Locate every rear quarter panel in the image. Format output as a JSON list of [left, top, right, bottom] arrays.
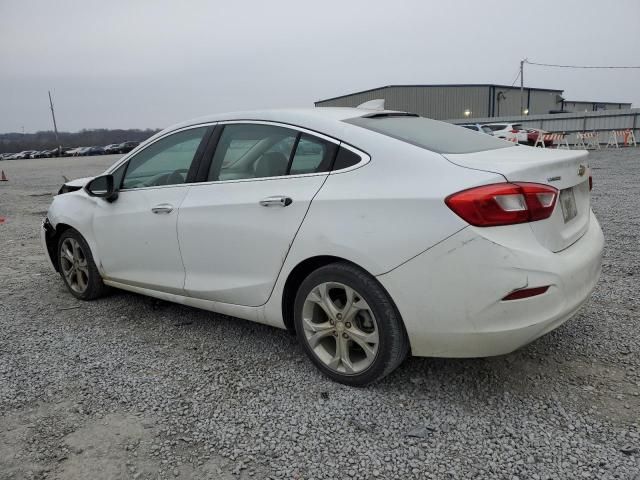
[[264, 133, 505, 324]]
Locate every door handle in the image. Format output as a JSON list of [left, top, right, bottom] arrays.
[[151, 204, 174, 214], [259, 196, 293, 207]]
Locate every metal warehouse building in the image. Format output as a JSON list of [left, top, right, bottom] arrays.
[[315, 84, 579, 120]]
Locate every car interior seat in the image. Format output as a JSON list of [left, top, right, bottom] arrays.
[[253, 152, 288, 178]]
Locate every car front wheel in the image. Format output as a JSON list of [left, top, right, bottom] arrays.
[[57, 229, 109, 300], [294, 262, 409, 386]]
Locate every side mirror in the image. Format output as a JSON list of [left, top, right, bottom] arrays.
[[85, 174, 118, 202]]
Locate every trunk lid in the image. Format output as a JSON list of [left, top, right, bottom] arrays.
[[443, 146, 591, 252]]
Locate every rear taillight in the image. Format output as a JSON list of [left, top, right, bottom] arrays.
[[445, 182, 558, 227]]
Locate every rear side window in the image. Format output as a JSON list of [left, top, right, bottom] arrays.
[[333, 147, 361, 170], [346, 116, 511, 154], [208, 124, 338, 181], [210, 124, 297, 181], [481, 126, 493, 134]]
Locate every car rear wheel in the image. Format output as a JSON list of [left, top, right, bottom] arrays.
[[294, 262, 409, 386], [57, 229, 109, 300]]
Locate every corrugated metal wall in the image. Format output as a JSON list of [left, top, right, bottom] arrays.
[[563, 101, 632, 112], [316, 86, 490, 119], [449, 109, 640, 145], [528, 90, 561, 114], [315, 85, 566, 119]]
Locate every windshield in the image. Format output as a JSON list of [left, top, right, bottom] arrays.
[[345, 115, 512, 154]]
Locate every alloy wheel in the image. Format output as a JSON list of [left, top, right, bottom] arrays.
[[59, 237, 89, 294], [301, 282, 379, 375]]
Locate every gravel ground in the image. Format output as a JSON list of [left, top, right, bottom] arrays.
[[0, 149, 639, 480]]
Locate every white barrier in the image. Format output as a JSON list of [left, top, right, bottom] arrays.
[[534, 132, 570, 149], [606, 129, 638, 148], [575, 132, 600, 150]]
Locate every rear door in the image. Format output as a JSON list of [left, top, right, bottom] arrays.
[[178, 122, 338, 306]]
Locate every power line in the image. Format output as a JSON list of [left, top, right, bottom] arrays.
[[525, 60, 640, 69], [510, 69, 521, 87]]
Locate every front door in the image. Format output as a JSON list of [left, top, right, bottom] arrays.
[[178, 123, 337, 306], [92, 126, 210, 293]]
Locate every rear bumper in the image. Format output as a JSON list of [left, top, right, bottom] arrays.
[[377, 211, 604, 357]]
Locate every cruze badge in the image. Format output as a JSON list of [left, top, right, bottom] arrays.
[[578, 165, 587, 176]]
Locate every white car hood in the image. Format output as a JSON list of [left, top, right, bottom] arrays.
[[64, 176, 94, 187]]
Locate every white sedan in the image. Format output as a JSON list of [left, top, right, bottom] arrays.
[[41, 106, 604, 386]]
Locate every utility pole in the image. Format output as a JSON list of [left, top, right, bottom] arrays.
[[48, 90, 60, 151], [520, 59, 525, 116]]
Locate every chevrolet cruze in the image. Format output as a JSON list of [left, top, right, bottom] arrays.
[[42, 106, 604, 385]]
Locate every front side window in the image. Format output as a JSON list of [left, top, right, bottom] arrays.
[[111, 162, 127, 189], [346, 116, 512, 154], [121, 127, 207, 189]]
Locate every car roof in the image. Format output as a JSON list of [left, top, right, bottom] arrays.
[[165, 107, 396, 133]]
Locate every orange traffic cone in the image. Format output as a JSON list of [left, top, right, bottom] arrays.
[[0, 170, 7, 181]]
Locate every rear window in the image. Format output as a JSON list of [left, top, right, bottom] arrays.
[[345, 116, 512, 154]]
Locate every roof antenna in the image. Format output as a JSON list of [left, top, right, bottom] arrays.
[[356, 99, 385, 111]]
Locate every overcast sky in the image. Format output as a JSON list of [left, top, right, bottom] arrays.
[[1, 0, 638, 133]]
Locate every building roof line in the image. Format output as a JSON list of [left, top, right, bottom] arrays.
[[563, 99, 632, 105], [315, 84, 564, 104]]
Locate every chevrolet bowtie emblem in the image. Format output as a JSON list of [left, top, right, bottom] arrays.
[[578, 165, 586, 177]]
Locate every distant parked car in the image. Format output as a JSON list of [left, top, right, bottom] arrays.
[[48, 147, 64, 158], [60, 147, 79, 157], [0, 153, 14, 160], [117, 141, 140, 154], [526, 128, 554, 147], [66, 147, 87, 157], [104, 144, 121, 154], [459, 123, 494, 135], [33, 150, 53, 158], [485, 123, 528, 144], [14, 150, 37, 159], [80, 146, 106, 156]]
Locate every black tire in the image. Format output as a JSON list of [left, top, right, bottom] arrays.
[[57, 228, 109, 300], [293, 262, 409, 386]]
